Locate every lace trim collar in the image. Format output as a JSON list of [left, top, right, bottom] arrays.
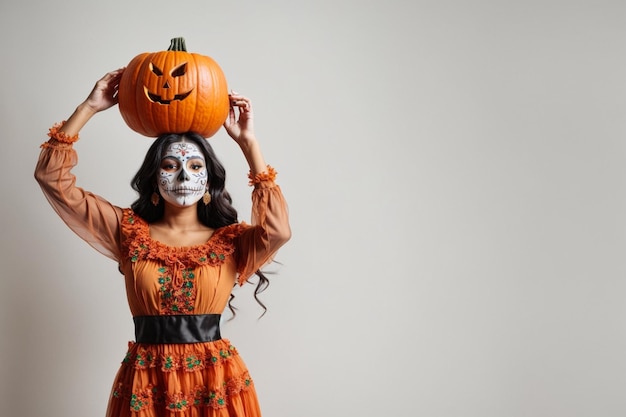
[[121, 208, 243, 268]]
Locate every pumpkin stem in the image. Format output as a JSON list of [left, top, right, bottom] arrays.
[[167, 37, 187, 52]]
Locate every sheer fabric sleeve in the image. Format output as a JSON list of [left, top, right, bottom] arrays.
[[236, 167, 291, 285], [34, 125, 123, 262]]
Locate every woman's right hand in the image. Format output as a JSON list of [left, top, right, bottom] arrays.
[[84, 68, 125, 113]]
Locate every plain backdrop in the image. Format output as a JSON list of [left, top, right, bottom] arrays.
[[1, 0, 626, 416]]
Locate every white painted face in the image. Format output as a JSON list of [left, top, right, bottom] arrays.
[[157, 141, 208, 207]]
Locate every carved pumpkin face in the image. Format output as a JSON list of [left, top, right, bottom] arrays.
[[145, 61, 193, 105], [118, 38, 229, 138]]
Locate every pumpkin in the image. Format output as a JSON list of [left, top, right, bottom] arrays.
[[118, 37, 229, 138]]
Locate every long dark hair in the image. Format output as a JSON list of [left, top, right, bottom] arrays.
[[130, 132, 269, 318]]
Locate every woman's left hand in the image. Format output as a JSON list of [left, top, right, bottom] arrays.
[[223, 92, 256, 145]]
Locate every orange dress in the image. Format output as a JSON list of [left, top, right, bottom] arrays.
[[35, 125, 291, 417]]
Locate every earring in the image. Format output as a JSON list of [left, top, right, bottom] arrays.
[[151, 192, 160, 206], [203, 190, 211, 205]]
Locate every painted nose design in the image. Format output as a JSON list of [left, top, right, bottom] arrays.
[[177, 169, 190, 182]]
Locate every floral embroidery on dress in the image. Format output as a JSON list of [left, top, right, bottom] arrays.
[[121, 209, 247, 314], [161, 354, 179, 372], [193, 385, 228, 409], [185, 354, 204, 372], [112, 375, 254, 413], [136, 350, 155, 369], [121, 343, 240, 371], [157, 267, 197, 314], [166, 392, 192, 412], [188, 372, 254, 409], [130, 386, 156, 412], [111, 342, 253, 412], [112, 382, 124, 399]]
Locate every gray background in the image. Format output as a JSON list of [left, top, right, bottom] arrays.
[[1, 0, 626, 416]]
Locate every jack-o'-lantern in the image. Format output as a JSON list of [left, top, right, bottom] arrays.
[[118, 37, 229, 138]]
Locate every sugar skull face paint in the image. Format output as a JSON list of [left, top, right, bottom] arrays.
[[157, 141, 207, 207]]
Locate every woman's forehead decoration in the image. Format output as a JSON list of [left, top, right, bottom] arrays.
[[165, 142, 204, 160]]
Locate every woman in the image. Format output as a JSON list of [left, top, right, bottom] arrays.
[[35, 68, 291, 416]]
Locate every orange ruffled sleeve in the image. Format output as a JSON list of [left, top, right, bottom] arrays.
[[235, 167, 291, 285], [34, 123, 124, 261]]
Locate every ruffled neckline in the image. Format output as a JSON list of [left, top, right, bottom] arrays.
[[122, 208, 244, 268]]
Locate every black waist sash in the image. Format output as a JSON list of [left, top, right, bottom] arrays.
[[134, 314, 221, 344]]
